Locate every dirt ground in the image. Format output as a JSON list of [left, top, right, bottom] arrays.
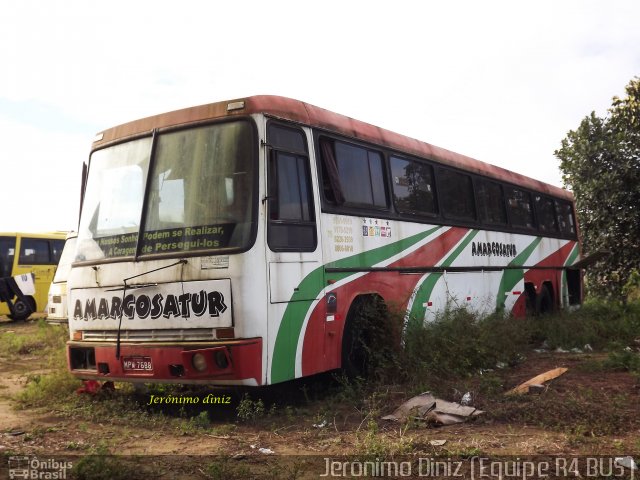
[[0, 318, 639, 479]]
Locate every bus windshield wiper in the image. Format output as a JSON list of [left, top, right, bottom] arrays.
[[106, 283, 157, 292], [115, 259, 187, 359]]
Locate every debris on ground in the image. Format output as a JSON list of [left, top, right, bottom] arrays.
[[250, 445, 275, 455], [76, 380, 114, 395], [76, 380, 101, 395], [526, 384, 546, 395], [460, 392, 472, 406], [506, 367, 568, 395], [429, 439, 447, 446], [313, 420, 330, 428], [382, 392, 483, 426]]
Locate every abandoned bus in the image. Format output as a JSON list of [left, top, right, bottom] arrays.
[[67, 96, 582, 386], [0, 232, 66, 320], [46, 232, 78, 324]]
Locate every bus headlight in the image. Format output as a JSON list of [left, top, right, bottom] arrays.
[[192, 353, 208, 372]]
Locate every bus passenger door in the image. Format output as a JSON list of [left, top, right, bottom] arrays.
[[265, 122, 324, 376]]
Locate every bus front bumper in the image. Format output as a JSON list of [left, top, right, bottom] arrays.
[[67, 338, 263, 386]]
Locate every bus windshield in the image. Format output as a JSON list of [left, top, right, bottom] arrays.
[[53, 236, 77, 283], [76, 120, 256, 262]]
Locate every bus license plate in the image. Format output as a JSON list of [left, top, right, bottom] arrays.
[[123, 357, 153, 371]]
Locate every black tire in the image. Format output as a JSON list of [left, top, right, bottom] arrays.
[[535, 285, 554, 315], [8, 296, 36, 321], [341, 299, 368, 378]]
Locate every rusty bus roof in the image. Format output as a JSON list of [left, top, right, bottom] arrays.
[[93, 95, 573, 201]]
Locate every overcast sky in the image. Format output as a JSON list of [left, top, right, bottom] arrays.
[[1, 0, 638, 233]]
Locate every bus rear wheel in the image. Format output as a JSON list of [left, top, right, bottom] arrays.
[[535, 285, 554, 315], [9, 296, 36, 321]]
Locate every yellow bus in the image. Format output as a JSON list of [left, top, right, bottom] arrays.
[[0, 232, 67, 320]]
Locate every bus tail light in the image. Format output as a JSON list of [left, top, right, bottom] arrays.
[[72, 331, 83, 341]]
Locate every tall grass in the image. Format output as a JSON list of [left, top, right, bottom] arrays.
[[533, 299, 640, 350], [374, 299, 640, 386], [401, 308, 530, 381]]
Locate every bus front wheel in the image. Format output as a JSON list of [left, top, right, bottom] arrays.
[[341, 295, 391, 379], [9, 296, 36, 321]]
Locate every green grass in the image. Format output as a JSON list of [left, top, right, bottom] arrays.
[[377, 299, 640, 390], [532, 299, 640, 350], [0, 318, 68, 356], [3, 298, 640, 459]]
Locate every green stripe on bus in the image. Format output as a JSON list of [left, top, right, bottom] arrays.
[[566, 242, 580, 266], [496, 237, 542, 310], [408, 229, 479, 322], [561, 243, 580, 306], [270, 226, 441, 383]]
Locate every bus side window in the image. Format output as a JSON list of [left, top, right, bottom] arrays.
[[476, 179, 507, 225], [555, 200, 576, 236], [506, 187, 535, 229], [267, 124, 317, 252], [318, 138, 345, 205], [390, 156, 437, 216], [437, 168, 476, 221], [334, 141, 387, 208], [535, 195, 558, 233], [19, 238, 51, 265]]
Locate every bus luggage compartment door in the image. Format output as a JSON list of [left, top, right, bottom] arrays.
[[268, 259, 322, 303]]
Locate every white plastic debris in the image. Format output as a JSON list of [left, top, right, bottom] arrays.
[[313, 420, 329, 428], [460, 392, 472, 406], [429, 440, 447, 446], [250, 445, 275, 455], [584, 344, 593, 351]]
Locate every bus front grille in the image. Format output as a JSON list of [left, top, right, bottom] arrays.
[[81, 329, 217, 342]]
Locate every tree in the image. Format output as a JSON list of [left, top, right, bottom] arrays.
[[555, 77, 640, 298]]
